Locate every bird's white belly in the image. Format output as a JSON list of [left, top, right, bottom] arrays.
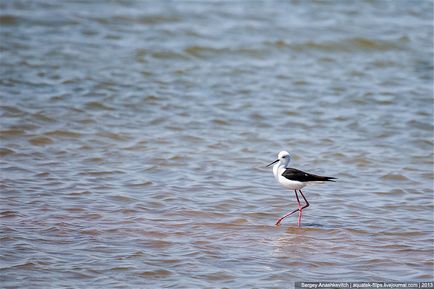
[[277, 175, 306, 190]]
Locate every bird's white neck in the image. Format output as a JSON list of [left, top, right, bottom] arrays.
[[272, 159, 289, 179]]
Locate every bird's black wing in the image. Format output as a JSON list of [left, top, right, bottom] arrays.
[[282, 167, 337, 182]]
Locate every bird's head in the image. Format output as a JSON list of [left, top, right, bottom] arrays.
[[277, 151, 290, 160], [267, 151, 291, 167]]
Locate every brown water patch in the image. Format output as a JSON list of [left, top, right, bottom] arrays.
[[97, 131, 130, 141], [380, 173, 410, 181], [10, 262, 37, 269], [200, 271, 235, 281], [139, 269, 172, 278], [230, 218, 248, 225], [352, 38, 399, 50], [176, 210, 226, 219], [80, 229, 100, 235], [140, 230, 170, 239], [0, 15, 17, 25], [0, 148, 15, 156], [80, 170, 124, 176], [273, 39, 287, 48], [108, 195, 137, 203], [151, 50, 187, 60], [35, 172, 50, 177], [153, 259, 180, 265], [381, 230, 428, 237], [45, 130, 81, 138], [292, 38, 402, 53], [120, 208, 137, 215], [0, 211, 19, 218], [213, 118, 230, 126], [69, 191, 92, 196], [126, 181, 153, 188], [0, 129, 25, 137], [65, 207, 85, 213], [375, 189, 405, 196], [83, 157, 104, 163], [143, 95, 160, 103], [184, 45, 263, 58], [28, 136, 54, 146], [33, 112, 55, 122], [86, 213, 103, 220]]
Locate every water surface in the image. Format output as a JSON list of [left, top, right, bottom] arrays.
[[1, 1, 433, 288]]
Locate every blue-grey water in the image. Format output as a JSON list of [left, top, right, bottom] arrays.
[[1, 1, 433, 288]]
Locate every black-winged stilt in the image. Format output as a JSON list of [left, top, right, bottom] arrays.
[[267, 151, 336, 227]]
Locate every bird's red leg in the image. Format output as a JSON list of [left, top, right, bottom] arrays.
[[297, 190, 310, 228], [275, 190, 302, 226], [275, 208, 299, 226], [295, 190, 303, 227], [298, 190, 310, 210]]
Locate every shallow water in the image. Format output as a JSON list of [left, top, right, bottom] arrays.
[[1, 1, 433, 288]]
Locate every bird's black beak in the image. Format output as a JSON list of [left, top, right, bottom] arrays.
[[266, 159, 279, 167]]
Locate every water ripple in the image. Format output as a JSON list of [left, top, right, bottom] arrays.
[[1, 1, 432, 288]]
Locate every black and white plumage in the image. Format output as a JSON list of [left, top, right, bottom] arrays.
[[281, 167, 336, 183], [266, 150, 336, 227], [267, 151, 336, 190]]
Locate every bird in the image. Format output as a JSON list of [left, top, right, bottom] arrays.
[[267, 151, 336, 227]]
